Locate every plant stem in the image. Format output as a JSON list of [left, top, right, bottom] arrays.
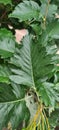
[[44, 0, 51, 26]]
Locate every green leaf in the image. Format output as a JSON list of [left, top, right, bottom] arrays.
[[9, 34, 59, 106], [9, 0, 40, 21], [0, 0, 12, 5], [46, 21, 59, 39], [40, 4, 57, 19], [40, 0, 48, 4], [0, 65, 10, 83], [37, 82, 59, 106], [10, 35, 58, 84], [40, 21, 59, 45], [0, 83, 30, 129], [49, 108, 59, 130], [30, 24, 42, 35], [48, 22, 59, 39], [0, 28, 15, 58]]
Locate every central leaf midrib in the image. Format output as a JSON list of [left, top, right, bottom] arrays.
[[0, 95, 32, 104], [0, 98, 24, 104], [29, 43, 35, 89]]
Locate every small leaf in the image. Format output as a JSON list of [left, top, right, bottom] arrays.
[[0, 65, 10, 83], [0, 28, 15, 58], [30, 24, 42, 35], [38, 82, 59, 106], [49, 108, 59, 129]]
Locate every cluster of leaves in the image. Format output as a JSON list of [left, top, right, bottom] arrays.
[[0, 0, 59, 130]]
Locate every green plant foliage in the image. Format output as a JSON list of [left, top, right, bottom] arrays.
[[0, 0, 59, 130], [0, 29, 15, 58], [40, 21, 59, 45], [9, 0, 40, 21], [9, 34, 59, 86], [0, 83, 30, 129], [40, 4, 57, 19], [0, 65, 10, 83], [0, 0, 12, 5], [38, 82, 59, 106], [49, 108, 59, 130]]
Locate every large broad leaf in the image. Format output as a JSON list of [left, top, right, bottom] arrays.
[[9, 34, 59, 106], [9, 0, 40, 21], [0, 0, 12, 5], [0, 83, 30, 129], [0, 28, 15, 58], [9, 34, 59, 85]]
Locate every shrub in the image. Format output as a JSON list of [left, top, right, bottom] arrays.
[[0, 0, 59, 130]]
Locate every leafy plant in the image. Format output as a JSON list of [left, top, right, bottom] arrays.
[[0, 0, 59, 130]]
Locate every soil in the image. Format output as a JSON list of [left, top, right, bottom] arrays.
[[55, 127, 59, 130]]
